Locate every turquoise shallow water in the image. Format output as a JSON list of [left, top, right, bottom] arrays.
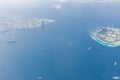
[[0, 2, 120, 80]]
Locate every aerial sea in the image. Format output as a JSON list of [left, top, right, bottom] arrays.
[[0, 2, 120, 80]]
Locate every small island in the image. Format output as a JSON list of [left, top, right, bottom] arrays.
[[90, 27, 120, 47]]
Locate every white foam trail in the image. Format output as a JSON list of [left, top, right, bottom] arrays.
[[112, 76, 120, 80]]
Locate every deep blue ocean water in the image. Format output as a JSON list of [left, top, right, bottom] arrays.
[[0, 2, 120, 80]]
